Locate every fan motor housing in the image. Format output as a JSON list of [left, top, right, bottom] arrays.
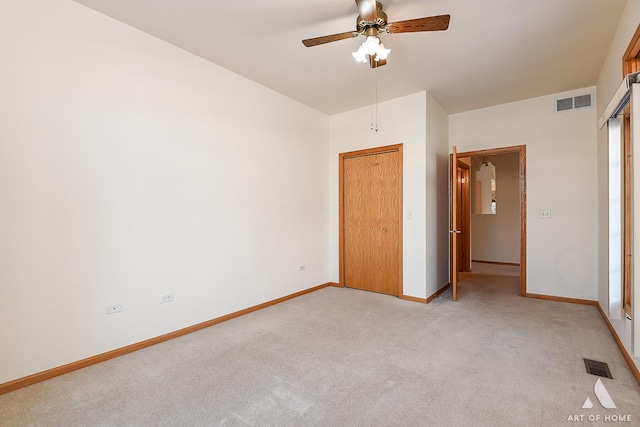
[[356, 6, 387, 31]]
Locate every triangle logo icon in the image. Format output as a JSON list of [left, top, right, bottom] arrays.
[[582, 397, 593, 409]]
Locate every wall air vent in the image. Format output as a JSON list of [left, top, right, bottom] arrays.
[[555, 94, 593, 112], [574, 94, 592, 109]]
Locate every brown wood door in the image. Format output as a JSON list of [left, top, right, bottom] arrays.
[[450, 146, 459, 301], [456, 163, 470, 272], [342, 149, 401, 296]]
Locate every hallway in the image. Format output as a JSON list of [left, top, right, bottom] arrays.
[[456, 262, 520, 300]]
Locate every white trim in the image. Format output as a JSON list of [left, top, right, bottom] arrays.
[[598, 72, 639, 129], [609, 117, 623, 319]]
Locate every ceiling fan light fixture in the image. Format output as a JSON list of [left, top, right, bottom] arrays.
[[353, 35, 390, 63], [376, 42, 390, 60], [302, 1, 450, 70], [352, 45, 368, 62], [362, 35, 380, 55]]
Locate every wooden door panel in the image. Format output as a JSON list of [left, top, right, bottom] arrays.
[[456, 167, 464, 271], [456, 164, 470, 272], [376, 152, 400, 295], [450, 146, 458, 301], [343, 150, 400, 296], [344, 156, 368, 290]]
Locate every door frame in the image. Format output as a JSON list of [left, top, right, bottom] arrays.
[[339, 144, 403, 297], [621, 24, 640, 316], [455, 144, 527, 296]]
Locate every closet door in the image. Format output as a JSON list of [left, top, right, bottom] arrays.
[[341, 146, 402, 296]]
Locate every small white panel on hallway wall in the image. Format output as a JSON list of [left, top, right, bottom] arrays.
[[540, 210, 551, 219]]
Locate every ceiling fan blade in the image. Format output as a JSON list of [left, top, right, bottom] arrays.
[[355, 0, 378, 22], [369, 56, 387, 68], [387, 14, 450, 34], [302, 31, 359, 47]]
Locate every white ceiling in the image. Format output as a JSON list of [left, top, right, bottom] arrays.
[[72, 0, 627, 115]]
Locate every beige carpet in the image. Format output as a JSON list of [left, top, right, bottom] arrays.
[[470, 261, 520, 276], [2, 272, 639, 426]]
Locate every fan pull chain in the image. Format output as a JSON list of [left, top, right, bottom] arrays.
[[370, 66, 379, 132], [374, 66, 379, 132], [370, 66, 375, 131]]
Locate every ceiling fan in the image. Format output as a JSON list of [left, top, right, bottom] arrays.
[[302, 0, 450, 68]]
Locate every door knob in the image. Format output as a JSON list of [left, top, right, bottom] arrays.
[[382, 228, 387, 233]]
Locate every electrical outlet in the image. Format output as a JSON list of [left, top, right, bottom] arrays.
[[159, 293, 174, 304], [540, 210, 551, 219], [299, 265, 306, 272], [106, 303, 123, 314]]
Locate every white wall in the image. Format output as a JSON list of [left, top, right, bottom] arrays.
[[450, 88, 598, 300], [330, 92, 430, 299], [425, 93, 451, 296], [0, 0, 330, 384], [596, 0, 640, 372], [470, 152, 520, 264]]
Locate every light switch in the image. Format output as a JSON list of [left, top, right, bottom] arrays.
[[407, 210, 413, 220], [540, 210, 551, 219]]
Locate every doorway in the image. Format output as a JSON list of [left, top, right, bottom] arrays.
[[339, 144, 403, 297], [456, 159, 471, 273], [452, 145, 526, 297]]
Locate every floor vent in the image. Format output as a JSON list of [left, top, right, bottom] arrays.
[[556, 94, 592, 112], [584, 358, 613, 379]]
